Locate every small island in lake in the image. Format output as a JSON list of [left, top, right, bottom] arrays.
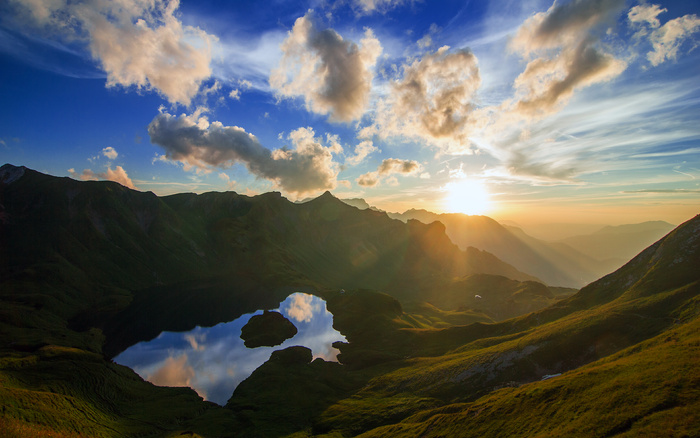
[[240, 310, 298, 348]]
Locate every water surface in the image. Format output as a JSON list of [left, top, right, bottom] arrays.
[[114, 293, 345, 405]]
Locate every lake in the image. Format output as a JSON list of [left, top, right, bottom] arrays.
[[114, 292, 346, 405]]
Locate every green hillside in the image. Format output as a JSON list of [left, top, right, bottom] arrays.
[[1, 164, 698, 437]]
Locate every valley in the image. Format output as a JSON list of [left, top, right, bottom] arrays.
[[1, 164, 698, 437]]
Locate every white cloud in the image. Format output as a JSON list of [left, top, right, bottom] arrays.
[[148, 354, 195, 388], [102, 166, 137, 189], [628, 4, 700, 66], [356, 158, 422, 187], [628, 4, 667, 29], [148, 111, 341, 196], [345, 140, 378, 166], [9, 0, 215, 105], [270, 12, 382, 122], [102, 146, 118, 160], [352, 0, 408, 15], [285, 294, 319, 323], [647, 15, 700, 66], [69, 165, 137, 189], [364, 45, 481, 152], [508, 0, 627, 119]]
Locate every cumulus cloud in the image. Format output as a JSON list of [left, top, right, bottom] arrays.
[[285, 293, 319, 323], [345, 140, 378, 166], [628, 5, 700, 66], [377, 158, 421, 175], [68, 168, 98, 182], [270, 12, 382, 122], [102, 146, 118, 160], [508, 0, 627, 118], [102, 166, 137, 189], [356, 172, 380, 187], [148, 110, 340, 195], [69, 165, 137, 189], [9, 0, 214, 105], [148, 354, 195, 387], [365, 46, 481, 152], [356, 158, 421, 187]]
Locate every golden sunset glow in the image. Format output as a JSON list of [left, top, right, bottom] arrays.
[[444, 179, 491, 215]]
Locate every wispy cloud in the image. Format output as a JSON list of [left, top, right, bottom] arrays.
[[628, 4, 700, 66], [623, 189, 700, 194]]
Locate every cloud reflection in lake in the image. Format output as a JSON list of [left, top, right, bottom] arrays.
[[114, 293, 346, 405]]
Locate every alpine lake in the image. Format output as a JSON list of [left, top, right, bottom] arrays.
[[114, 293, 346, 405]]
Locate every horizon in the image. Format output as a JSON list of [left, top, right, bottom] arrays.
[[2, 162, 687, 242], [1, 0, 699, 227]]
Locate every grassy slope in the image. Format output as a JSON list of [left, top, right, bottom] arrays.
[[0, 166, 549, 437], [1, 165, 698, 437], [226, 215, 700, 437], [357, 309, 700, 437]]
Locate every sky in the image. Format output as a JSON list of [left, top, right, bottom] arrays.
[[1, 0, 699, 229]]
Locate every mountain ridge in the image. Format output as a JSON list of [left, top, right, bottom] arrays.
[[1, 163, 698, 437]]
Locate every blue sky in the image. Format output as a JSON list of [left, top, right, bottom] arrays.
[[1, 0, 699, 227]]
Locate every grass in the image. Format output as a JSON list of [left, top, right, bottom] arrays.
[[1, 170, 699, 437], [355, 311, 700, 437]]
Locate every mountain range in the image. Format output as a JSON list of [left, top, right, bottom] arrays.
[[380, 208, 673, 288], [1, 163, 698, 437]]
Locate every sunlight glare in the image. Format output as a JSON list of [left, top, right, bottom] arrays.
[[444, 179, 491, 215]]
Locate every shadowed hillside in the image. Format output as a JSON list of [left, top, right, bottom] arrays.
[[227, 214, 700, 436], [1, 163, 698, 437], [0, 164, 537, 357]]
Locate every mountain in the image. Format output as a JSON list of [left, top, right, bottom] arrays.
[[2, 163, 698, 437], [390, 209, 610, 287], [560, 220, 675, 264], [229, 214, 700, 436], [338, 197, 372, 210], [0, 164, 537, 357]]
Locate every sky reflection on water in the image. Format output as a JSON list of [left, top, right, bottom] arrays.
[[114, 293, 346, 405]]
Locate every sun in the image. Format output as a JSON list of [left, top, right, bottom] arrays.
[[444, 179, 491, 215]]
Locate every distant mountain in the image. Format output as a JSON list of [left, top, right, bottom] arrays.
[[559, 220, 675, 263], [390, 209, 609, 287], [338, 197, 372, 210]]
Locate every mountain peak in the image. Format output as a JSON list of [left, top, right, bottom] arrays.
[[0, 163, 27, 185], [318, 190, 335, 200]]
